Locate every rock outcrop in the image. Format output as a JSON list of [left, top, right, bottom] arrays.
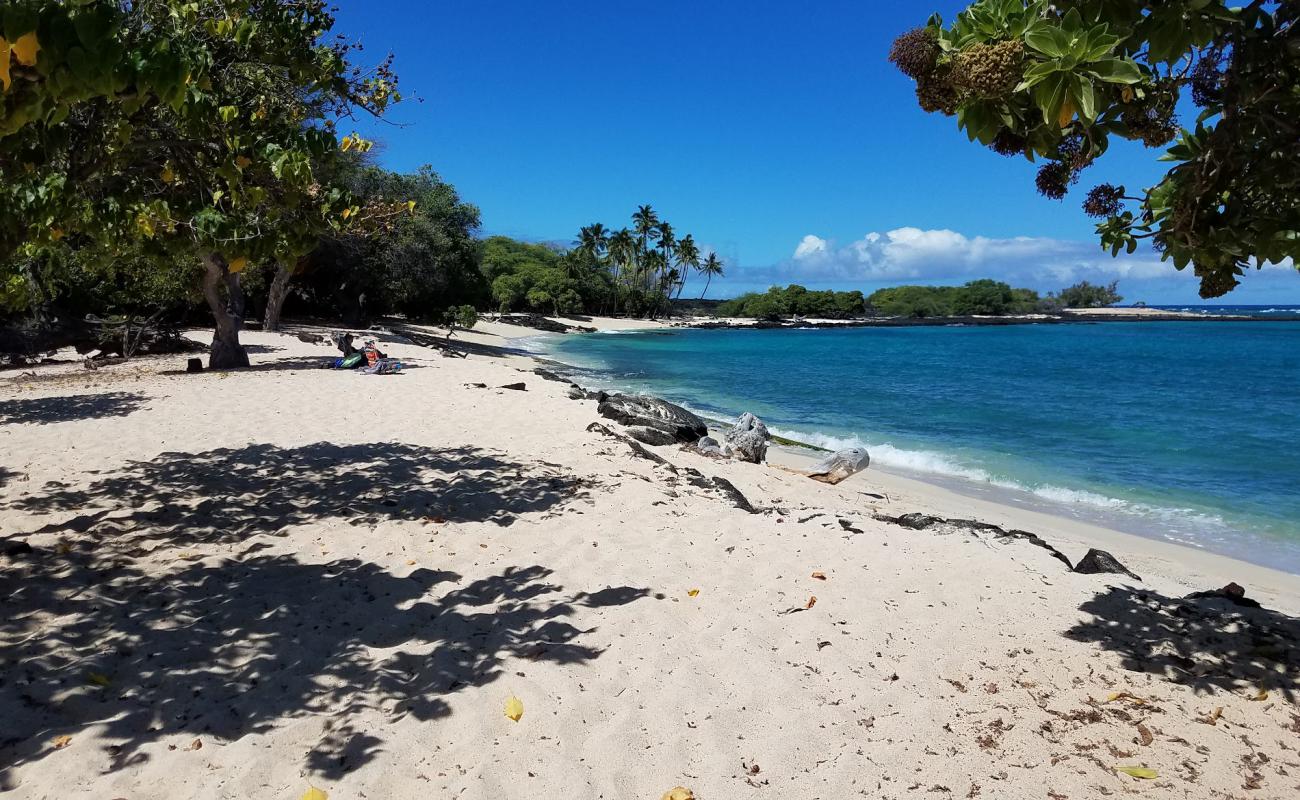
[[1073, 548, 1142, 581], [806, 447, 870, 485], [597, 394, 707, 446], [724, 412, 771, 463]]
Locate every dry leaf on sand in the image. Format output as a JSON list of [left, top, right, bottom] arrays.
[[51, 735, 72, 749], [1116, 765, 1157, 780], [660, 788, 694, 800], [811, 571, 827, 580], [504, 695, 524, 722], [805, 595, 817, 609], [301, 787, 328, 800], [687, 589, 700, 597]]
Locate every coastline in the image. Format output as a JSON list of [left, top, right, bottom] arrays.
[[521, 317, 1300, 596], [3, 316, 1298, 800]]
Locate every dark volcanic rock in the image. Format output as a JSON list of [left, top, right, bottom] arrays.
[[499, 382, 527, 391], [597, 394, 707, 445], [4, 540, 34, 558], [1074, 548, 1142, 581]]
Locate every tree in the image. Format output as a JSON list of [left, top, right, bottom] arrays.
[[1055, 279, 1122, 308], [951, 279, 1016, 315], [699, 253, 724, 299], [674, 234, 700, 298], [890, 0, 1299, 297], [1, 1, 401, 366]]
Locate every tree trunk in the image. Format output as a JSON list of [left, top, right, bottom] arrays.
[[201, 254, 250, 369], [700, 274, 712, 300], [263, 261, 295, 332]]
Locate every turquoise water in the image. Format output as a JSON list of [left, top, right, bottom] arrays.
[[542, 322, 1300, 573]]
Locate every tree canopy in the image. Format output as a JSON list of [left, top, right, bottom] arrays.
[[890, 0, 1299, 297], [1, 0, 403, 365]]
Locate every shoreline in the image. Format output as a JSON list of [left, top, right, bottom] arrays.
[[656, 307, 1300, 330], [522, 318, 1300, 591], [4, 316, 1298, 800]]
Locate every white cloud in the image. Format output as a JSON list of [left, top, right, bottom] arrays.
[[783, 226, 1174, 285]]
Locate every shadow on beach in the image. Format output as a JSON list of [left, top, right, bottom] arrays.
[[0, 442, 645, 785], [1064, 585, 1300, 701], [0, 392, 150, 425]]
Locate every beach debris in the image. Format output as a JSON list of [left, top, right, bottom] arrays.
[[504, 695, 524, 722], [725, 412, 771, 463], [51, 735, 72, 749], [587, 422, 674, 466], [806, 595, 818, 609], [837, 518, 863, 533], [811, 571, 827, 580], [874, 512, 1074, 570], [1115, 765, 1158, 780], [1136, 723, 1154, 746], [87, 672, 111, 687], [1074, 549, 1142, 581], [1196, 706, 1224, 725], [596, 393, 707, 446], [806, 447, 870, 485], [1186, 581, 1262, 608], [682, 468, 762, 514], [1249, 688, 1269, 701], [499, 382, 527, 391], [660, 787, 694, 800], [300, 787, 328, 800], [687, 588, 700, 597]]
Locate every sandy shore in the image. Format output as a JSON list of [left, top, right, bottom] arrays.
[[3, 316, 1298, 800]]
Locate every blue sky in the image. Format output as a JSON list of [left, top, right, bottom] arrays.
[[334, 0, 1298, 304]]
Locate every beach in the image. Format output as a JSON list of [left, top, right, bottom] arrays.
[[3, 317, 1299, 800]]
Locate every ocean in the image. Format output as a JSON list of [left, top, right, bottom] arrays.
[[537, 315, 1300, 574]]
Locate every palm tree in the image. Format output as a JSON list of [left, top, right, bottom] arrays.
[[575, 222, 609, 261], [608, 228, 636, 313], [632, 204, 659, 260], [674, 234, 700, 299], [699, 253, 724, 299], [654, 221, 675, 295]]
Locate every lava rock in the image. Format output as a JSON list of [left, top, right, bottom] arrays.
[[597, 393, 707, 445], [1073, 548, 1142, 581]]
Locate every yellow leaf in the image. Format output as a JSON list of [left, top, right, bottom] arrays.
[[660, 788, 694, 800], [87, 672, 111, 687], [227, 256, 248, 274], [49, 228, 64, 241], [1117, 765, 1157, 780], [686, 588, 699, 597], [0, 39, 10, 92], [1057, 98, 1075, 129], [1251, 689, 1269, 701], [406, 200, 417, 213], [340, 136, 354, 152], [161, 166, 176, 184], [136, 214, 156, 239], [12, 32, 41, 67], [341, 207, 352, 220], [51, 734, 72, 749], [300, 787, 328, 800], [504, 694, 524, 722], [1121, 86, 1134, 104], [235, 156, 252, 169]]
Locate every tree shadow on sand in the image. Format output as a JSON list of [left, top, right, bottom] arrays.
[[12, 442, 588, 553], [0, 443, 645, 785], [1064, 586, 1300, 701], [0, 392, 149, 425]]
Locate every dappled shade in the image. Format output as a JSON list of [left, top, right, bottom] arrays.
[[0, 442, 642, 783], [0, 392, 149, 425], [1064, 586, 1300, 700], [13, 442, 592, 552]]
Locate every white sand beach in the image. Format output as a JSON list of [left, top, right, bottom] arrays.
[[3, 317, 1298, 800]]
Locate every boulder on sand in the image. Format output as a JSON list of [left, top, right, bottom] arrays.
[[695, 436, 727, 457], [725, 412, 771, 463], [597, 394, 707, 446], [806, 447, 870, 485], [1073, 548, 1142, 581]]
